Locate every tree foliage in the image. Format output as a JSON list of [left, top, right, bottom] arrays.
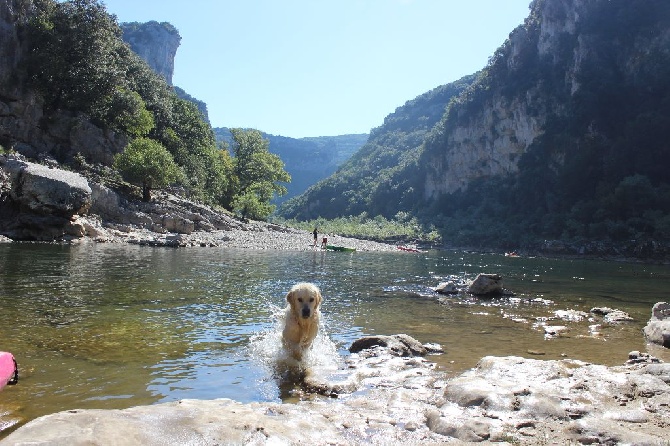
[[226, 129, 290, 220], [25, 0, 123, 115], [113, 137, 183, 201]]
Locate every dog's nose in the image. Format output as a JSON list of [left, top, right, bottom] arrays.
[[301, 307, 311, 318]]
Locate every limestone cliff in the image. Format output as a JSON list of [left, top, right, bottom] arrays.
[[121, 21, 209, 121], [423, 0, 670, 198], [120, 21, 180, 85]]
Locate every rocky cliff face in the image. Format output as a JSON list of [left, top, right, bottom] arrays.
[[120, 21, 180, 85], [121, 21, 210, 121], [423, 1, 550, 197], [423, 0, 670, 198], [424, 94, 544, 196]]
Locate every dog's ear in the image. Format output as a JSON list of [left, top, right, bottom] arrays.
[[286, 290, 294, 303], [315, 290, 323, 309]]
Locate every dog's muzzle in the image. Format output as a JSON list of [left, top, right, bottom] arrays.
[[301, 307, 311, 318]]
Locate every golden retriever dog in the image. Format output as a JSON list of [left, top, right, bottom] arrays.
[[282, 282, 322, 360]]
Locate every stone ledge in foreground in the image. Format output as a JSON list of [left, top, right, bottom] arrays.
[[2, 339, 670, 445]]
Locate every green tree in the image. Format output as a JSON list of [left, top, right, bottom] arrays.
[[154, 96, 225, 203], [114, 137, 184, 202], [100, 88, 155, 137], [227, 129, 291, 220]]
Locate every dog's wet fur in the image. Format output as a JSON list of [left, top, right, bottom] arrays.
[[282, 282, 322, 360]]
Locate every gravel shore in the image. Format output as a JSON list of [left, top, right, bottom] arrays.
[[212, 228, 398, 252], [78, 217, 399, 252]]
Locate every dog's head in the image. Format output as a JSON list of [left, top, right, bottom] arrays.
[[286, 282, 322, 320]]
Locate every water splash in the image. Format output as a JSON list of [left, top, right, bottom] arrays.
[[247, 304, 344, 400]]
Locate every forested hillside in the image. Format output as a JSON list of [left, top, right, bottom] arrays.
[[0, 0, 289, 220], [278, 75, 476, 219], [280, 0, 670, 253]]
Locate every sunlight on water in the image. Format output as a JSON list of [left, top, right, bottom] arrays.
[[1, 243, 669, 439]]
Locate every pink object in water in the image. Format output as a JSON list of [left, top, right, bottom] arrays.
[[0, 351, 18, 389]]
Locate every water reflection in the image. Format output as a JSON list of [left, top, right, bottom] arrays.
[[0, 243, 669, 438]]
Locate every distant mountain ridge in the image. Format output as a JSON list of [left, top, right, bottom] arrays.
[[214, 128, 367, 204]]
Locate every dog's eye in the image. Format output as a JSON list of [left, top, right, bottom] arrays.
[[309, 298, 315, 302], [297, 298, 303, 303]]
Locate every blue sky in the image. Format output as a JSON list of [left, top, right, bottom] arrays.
[[102, 0, 532, 138]]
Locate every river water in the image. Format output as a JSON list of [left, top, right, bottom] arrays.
[[1, 242, 668, 436]]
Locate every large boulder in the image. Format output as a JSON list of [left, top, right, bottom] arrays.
[[89, 182, 124, 220], [162, 214, 195, 234], [0, 157, 92, 240], [4, 158, 91, 216], [643, 302, 670, 348]]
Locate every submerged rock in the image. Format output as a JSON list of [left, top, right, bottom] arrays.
[[626, 350, 661, 365], [590, 307, 634, 323], [433, 281, 458, 294]]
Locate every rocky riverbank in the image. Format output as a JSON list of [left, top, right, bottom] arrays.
[[0, 155, 394, 251], [2, 333, 669, 445], [3, 155, 670, 264], [42, 214, 398, 252]]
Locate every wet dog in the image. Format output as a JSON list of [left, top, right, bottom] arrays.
[[282, 282, 322, 360]]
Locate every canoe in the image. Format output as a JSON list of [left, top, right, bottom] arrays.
[[397, 245, 422, 253], [326, 245, 356, 252], [0, 351, 18, 389]]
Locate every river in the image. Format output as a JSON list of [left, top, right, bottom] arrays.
[[1, 242, 668, 437]]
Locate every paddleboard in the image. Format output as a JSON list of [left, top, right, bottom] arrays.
[[0, 351, 18, 389], [326, 245, 356, 252]]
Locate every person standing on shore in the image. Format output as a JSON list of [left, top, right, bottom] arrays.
[[313, 227, 318, 247]]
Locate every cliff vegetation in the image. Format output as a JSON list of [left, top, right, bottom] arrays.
[[279, 0, 670, 256]]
